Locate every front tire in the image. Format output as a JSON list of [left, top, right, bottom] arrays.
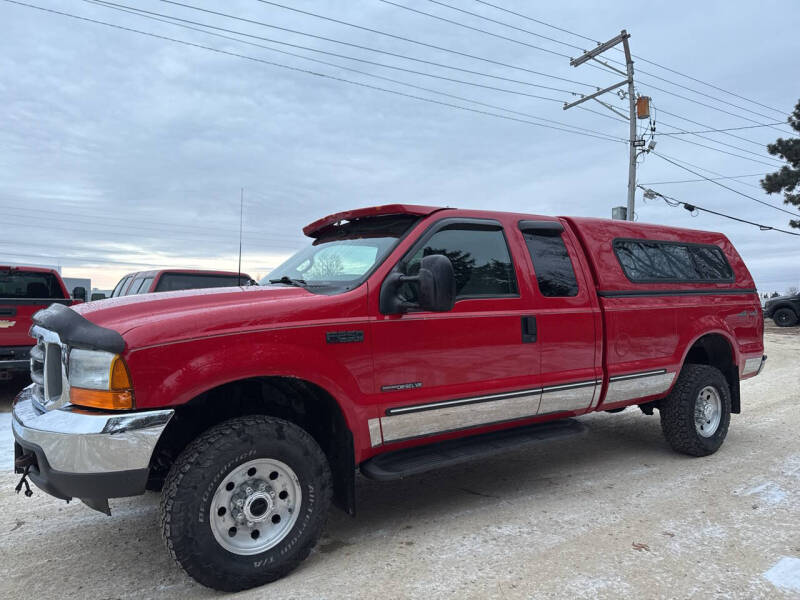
[[160, 415, 332, 592], [659, 364, 731, 457], [773, 307, 798, 327]]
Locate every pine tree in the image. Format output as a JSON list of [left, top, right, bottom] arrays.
[[761, 100, 800, 228]]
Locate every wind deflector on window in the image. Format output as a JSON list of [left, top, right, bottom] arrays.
[[518, 220, 564, 235]]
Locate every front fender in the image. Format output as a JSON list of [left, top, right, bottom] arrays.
[[124, 326, 374, 438]]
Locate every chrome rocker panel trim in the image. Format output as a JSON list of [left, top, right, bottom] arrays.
[[378, 379, 599, 445], [603, 369, 676, 405]]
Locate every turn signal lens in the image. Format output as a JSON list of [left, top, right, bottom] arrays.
[[69, 388, 134, 410], [109, 356, 132, 390]]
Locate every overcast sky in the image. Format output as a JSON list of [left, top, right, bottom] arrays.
[[1, 0, 798, 291]]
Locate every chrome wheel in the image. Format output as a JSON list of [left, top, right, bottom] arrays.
[[210, 458, 302, 555], [694, 385, 722, 438]]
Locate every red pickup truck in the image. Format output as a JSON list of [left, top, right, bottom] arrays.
[[0, 265, 84, 380], [12, 205, 765, 591], [109, 269, 255, 297]]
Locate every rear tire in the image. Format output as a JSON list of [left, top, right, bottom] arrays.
[[160, 415, 332, 592], [773, 307, 798, 327], [659, 364, 731, 457]]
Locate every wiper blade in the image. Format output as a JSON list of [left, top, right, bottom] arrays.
[[268, 276, 307, 287]]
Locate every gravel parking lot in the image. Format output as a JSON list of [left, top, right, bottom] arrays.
[[1, 324, 798, 599]]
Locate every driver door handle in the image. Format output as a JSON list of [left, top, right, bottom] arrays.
[[521, 316, 537, 343]]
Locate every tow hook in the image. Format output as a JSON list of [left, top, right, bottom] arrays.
[[14, 454, 35, 498]]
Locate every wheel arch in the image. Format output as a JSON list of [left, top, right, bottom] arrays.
[[678, 330, 741, 414], [148, 375, 356, 515]]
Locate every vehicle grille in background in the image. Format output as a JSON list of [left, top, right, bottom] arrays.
[[29, 336, 63, 409]]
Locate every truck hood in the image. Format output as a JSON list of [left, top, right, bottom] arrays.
[[71, 285, 316, 349], [765, 294, 798, 305]]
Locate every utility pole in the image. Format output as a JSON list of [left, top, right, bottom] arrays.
[[564, 30, 641, 221]]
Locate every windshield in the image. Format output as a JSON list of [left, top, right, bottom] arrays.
[[262, 215, 419, 293]]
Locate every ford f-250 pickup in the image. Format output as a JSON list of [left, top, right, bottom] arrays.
[[11, 204, 766, 591]]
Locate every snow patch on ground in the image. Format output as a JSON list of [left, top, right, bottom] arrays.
[[764, 556, 800, 593], [742, 482, 788, 505], [0, 412, 13, 471]]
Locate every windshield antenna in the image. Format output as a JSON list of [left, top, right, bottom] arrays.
[[238, 187, 244, 285]]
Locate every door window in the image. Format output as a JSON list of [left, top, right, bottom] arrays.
[[401, 223, 518, 300], [126, 278, 146, 295]]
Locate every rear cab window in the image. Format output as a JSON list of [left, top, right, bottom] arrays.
[[614, 239, 734, 283], [155, 273, 246, 292], [519, 222, 579, 297], [135, 277, 154, 294], [0, 270, 65, 299]]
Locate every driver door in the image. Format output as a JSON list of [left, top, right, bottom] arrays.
[[370, 218, 541, 445]]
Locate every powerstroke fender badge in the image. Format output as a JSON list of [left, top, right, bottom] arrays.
[[381, 382, 422, 392]]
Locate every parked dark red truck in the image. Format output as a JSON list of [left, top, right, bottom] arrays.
[[12, 205, 765, 591], [0, 265, 84, 380], [109, 268, 255, 297]]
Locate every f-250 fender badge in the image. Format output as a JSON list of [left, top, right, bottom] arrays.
[[381, 382, 423, 392], [325, 330, 364, 344], [0, 320, 16, 328]]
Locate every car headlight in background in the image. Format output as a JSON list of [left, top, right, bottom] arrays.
[[68, 348, 134, 410]]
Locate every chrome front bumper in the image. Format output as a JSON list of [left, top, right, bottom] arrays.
[[12, 385, 173, 509]]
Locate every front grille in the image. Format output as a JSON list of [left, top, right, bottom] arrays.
[[29, 331, 68, 410]]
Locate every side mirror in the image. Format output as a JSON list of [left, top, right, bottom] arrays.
[[90, 292, 106, 301], [72, 286, 87, 302], [380, 254, 456, 314]]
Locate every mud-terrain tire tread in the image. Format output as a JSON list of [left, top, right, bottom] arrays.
[[773, 307, 798, 327], [659, 364, 731, 457], [159, 415, 332, 592]]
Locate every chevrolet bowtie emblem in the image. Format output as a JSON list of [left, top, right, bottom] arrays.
[[0, 320, 15, 328]]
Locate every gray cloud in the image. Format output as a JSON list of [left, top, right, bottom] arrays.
[[0, 0, 798, 291]]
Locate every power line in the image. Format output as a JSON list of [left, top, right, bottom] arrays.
[[636, 80, 791, 135], [84, 0, 620, 140], [653, 152, 765, 190], [422, 0, 585, 52], [639, 185, 800, 237], [376, 0, 572, 59], [472, 0, 789, 117], [165, 0, 598, 89], [389, 0, 794, 137], [88, 0, 581, 98], [657, 122, 787, 135], [0, 215, 305, 253], [655, 121, 783, 167], [639, 174, 765, 185], [653, 108, 778, 148], [5, 1, 625, 143], [0, 249, 209, 269], [0, 203, 304, 245], [652, 152, 800, 218], [413, 0, 791, 128]]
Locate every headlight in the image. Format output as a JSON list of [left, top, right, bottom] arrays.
[[68, 348, 134, 410]]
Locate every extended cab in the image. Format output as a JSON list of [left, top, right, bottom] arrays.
[[110, 269, 255, 297], [11, 205, 765, 591], [0, 266, 85, 380]]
